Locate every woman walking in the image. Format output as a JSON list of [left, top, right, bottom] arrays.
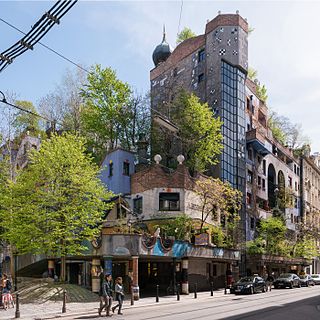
[[112, 277, 124, 315]]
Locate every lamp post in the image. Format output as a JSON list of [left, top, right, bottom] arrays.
[[14, 254, 20, 318], [273, 186, 281, 218], [127, 219, 132, 234]]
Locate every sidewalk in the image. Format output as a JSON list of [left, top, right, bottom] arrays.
[[0, 290, 228, 320]]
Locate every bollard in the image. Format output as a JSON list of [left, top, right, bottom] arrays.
[[224, 281, 227, 295], [210, 282, 214, 296], [62, 289, 67, 313], [156, 285, 159, 303], [15, 292, 20, 318], [194, 283, 197, 299], [131, 286, 134, 305], [177, 284, 180, 301]]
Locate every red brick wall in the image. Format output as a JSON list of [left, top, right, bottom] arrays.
[[205, 14, 248, 34], [131, 164, 197, 194], [150, 35, 205, 80]]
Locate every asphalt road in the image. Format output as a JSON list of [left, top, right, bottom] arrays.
[[63, 286, 320, 320]]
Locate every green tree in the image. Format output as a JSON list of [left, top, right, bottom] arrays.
[[256, 84, 268, 103], [38, 67, 87, 133], [1, 133, 113, 281], [247, 67, 258, 81], [294, 237, 317, 259], [172, 92, 223, 173], [268, 110, 310, 148], [13, 100, 42, 135], [80, 64, 132, 162], [246, 217, 289, 256], [195, 177, 242, 233], [176, 27, 196, 44], [156, 214, 194, 241]]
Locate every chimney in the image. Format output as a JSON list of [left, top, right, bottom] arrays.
[[137, 134, 149, 164]]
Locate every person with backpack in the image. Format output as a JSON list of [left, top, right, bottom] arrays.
[[1, 273, 14, 309], [1, 273, 11, 294]]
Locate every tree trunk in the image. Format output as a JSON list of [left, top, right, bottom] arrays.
[[60, 256, 66, 282]]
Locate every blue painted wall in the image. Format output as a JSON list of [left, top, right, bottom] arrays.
[[100, 149, 135, 195]]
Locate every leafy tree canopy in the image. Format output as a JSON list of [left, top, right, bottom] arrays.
[[268, 110, 310, 148], [171, 91, 223, 173], [13, 100, 42, 136], [1, 133, 113, 258], [176, 27, 196, 44]]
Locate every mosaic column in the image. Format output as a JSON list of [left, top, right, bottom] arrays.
[[132, 256, 139, 300], [91, 258, 101, 293], [181, 258, 189, 294]]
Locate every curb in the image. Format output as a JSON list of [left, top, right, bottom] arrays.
[[40, 290, 228, 320]]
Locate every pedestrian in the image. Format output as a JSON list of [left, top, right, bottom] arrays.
[[1, 273, 14, 309], [266, 272, 274, 291], [112, 277, 124, 315], [98, 273, 113, 317]]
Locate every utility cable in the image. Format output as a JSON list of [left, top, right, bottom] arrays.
[[0, 17, 89, 74], [177, 0, 183, 37], [0, 1, 76, 70], [0, 90, 62, 126], [0, 0, 78, 72]]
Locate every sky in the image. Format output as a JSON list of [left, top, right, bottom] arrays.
[[0, 0, 320, 151]]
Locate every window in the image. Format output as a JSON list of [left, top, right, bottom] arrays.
[[247, 170, 253, 183], [159, 193, 180, 211], [220, 214, 226, 227], [250, 217, 255, 229], [258, 176, 262, 187], [288, 176, 292, 188], [198, 49, 205, 62], [262, 179, 266, 191], [248, 149, 253, 160], [246, 192, 252, 206], [109, 162, 113, 177], [198, 73, 204, 83], [116, 203, 126, 219], [295, 181, 298, 191], [133, 197, 143, 215], [262, 160, 266, 175], [123, 161, 130, 176]]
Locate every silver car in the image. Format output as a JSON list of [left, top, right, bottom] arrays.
[[311, 274, 320, 285]]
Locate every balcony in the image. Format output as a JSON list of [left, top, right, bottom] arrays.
[[246, 128, 272, 156]]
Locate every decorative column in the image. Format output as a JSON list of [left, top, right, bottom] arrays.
[[91, 258, 101, 293], [48, 260, 55, 278], [132, 256, 139, 300], [181, 258, 189, 294], [103, 256, 113, 275]]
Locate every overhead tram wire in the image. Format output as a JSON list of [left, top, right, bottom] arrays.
[[177, 0, 183, 38], [0, 0, 79, 73], [0, 17, 89, 74], [0, 0, 78, 71], [0, 1, 76, 63], [0, 90, 62, 127]]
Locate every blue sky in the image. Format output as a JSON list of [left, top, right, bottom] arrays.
[[1, 0, 320, 151]]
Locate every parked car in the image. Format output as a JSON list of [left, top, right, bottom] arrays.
[[273, 273, 301, 289], [299, 274, 315, 287], [311, 274, 320, 285], [231, 276, 267, 294]]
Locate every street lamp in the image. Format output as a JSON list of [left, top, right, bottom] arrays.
[[127, 219, 132, 234], [14, 253, 20, 318], [273, 186, 281, 218]]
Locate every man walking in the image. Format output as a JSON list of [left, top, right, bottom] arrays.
[[98, 273, 113, 317]]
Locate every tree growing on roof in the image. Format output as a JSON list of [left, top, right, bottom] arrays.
[[176, 27, 197, 44]]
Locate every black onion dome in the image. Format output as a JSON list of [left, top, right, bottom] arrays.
[[152, 27, 172, 66]]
